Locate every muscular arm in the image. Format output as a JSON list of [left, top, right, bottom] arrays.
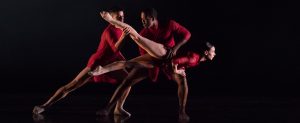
[[171, 20, 191, 56], [114, 32, 127, 50], [106, 32, 123, 53]]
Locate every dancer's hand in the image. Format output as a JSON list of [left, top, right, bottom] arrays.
[[170, 47, 178, 57], [100, 11, 113, 22], [122, 27, 130, 36], [118, 27, 130, 41], [173, 63, 186, 77]]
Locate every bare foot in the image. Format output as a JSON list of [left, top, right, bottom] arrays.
[[114, 115, 130, 123], [100, 11, 113, 22], [179, 113, 190, 122], [89, 66, 105, 76], [32, 114, 45, 122], [114, 108, 131, 117], [96, 109, 110, 116], [33, 105, 46, 114]]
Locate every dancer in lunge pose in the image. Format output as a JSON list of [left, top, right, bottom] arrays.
[[32, 7, 132, 117]]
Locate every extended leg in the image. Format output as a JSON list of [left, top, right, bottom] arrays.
[[90, 54, 156, 76], [33, 67, 92, 114]]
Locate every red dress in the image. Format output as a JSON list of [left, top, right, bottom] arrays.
[[87, 25, 127, 84], [139, 20, 191, 82], [163, 51, 200, 80]]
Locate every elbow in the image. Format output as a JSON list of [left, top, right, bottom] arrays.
[[185, 32, 191, 41], [115, 45, 120, 50], [181, 31, 191, 42]]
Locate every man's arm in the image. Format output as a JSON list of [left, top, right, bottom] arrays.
[[114, 27, 130, 50], [172, 63, 186, 77], [171, 20, 191, 56]]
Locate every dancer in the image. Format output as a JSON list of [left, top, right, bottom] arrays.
[[93, 9, 215, 121], [32, 7, 132, 117], [90, 42, 216, 121], [91, 42, 215, 77], [100, 8, 191, 82]]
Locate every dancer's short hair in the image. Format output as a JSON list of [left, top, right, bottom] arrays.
[[141, 8, 158, 19], [199, 42, 214, 53]]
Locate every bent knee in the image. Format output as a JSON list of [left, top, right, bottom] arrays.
[[62, 80, 80, 92], [58, 86, 70, 94], [174, 78, 187, 86], [120, 79, 137, 87]]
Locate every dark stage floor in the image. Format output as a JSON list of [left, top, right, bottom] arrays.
[[2, 92, 297, 123]]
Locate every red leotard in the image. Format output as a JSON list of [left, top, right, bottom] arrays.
[[87, 25, 127, 84]]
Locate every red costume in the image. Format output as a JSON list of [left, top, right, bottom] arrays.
[[139, 20, 191, 82], [87, 24, 127, 84], [172, 52, 200, 69], [161, 51, 200, 80]]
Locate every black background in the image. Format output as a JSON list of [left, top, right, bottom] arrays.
[[1, 0, 299, 97]]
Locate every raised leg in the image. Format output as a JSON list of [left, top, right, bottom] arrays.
[[100, 11, 167, 59]]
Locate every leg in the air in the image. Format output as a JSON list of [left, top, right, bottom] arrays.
[[100, 11, 167, 59]]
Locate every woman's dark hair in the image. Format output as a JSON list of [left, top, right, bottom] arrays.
[[199, 42, 214, 54]]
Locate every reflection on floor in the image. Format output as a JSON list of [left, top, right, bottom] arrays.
[[1, 93, 296, 123]]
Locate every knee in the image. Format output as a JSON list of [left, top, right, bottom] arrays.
[[124, 61, 141, 69], [176, 81, 184, 87], [174, 78, 187, 87], [60, 80, 79, 94], [58, 86, 69, 95], [131, 78, 142, 85], [120, 80, 133, 87], [120, 78, 139, 87]]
